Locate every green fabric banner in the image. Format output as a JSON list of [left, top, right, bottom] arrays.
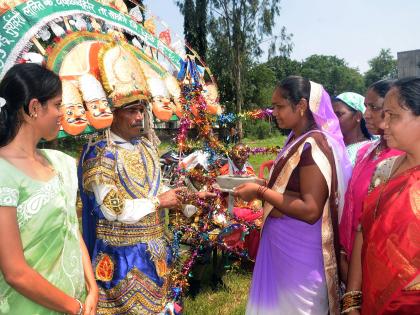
[[0, 0, 182, 77]]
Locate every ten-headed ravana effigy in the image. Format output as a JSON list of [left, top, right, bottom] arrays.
[[0, 0, 221, 137], [0, 0, 223, 314]]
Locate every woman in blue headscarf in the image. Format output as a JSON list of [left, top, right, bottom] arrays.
[[332, 92, 373, 165]]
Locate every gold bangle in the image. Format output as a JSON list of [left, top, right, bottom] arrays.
[[341, 305, 361, 314], [342, 290, 362, 299], [341, 291, 362, 313]]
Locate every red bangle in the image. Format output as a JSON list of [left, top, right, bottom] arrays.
[[257, 185, 268, 199], [261, 187, 268, 200], [261, 187, 268, 199]]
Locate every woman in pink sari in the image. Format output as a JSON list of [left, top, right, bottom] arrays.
[[339, 80, 401, 282]]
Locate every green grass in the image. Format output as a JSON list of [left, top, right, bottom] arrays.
[[183, 268, 252, 315], [243, 136, 285, 173]]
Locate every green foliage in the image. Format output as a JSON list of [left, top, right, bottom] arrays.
[[40, 136, 88, 158], [364, 48, 397, 87], [300, 55, 365, 96], [177, 0, 208, 58], [253, 54, 366, 98], [266, 55, 302, 82], [242, 119, 279, 140], [244, 64, 276, 108]]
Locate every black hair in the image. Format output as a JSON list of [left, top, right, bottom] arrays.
[[0, 63, 61, 147], [332, 97, 373, 140], [393, 77, 420, 116], [360, 119, 372, 140], [277, 76, 311, 108], [368, 79, 395, 98]]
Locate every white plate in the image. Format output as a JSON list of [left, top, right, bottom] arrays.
[[216, 175, 257, 190], [219, 188, 235, 193]]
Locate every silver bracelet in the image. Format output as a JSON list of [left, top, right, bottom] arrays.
[[75, 298, 83, 315]]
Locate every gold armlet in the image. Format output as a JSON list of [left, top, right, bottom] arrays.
[[103, 189, 124, 215]]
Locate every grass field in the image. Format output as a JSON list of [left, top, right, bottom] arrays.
[[183, 267, 252, 315]]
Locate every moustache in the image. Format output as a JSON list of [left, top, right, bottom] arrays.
[[93, 111, 112, 118], [131, 121, 144, 128], [67, 118, 88, 123]]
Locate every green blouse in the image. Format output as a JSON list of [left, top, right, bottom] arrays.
[[0, 149, 85, 314]]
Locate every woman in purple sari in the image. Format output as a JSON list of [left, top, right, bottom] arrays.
[[234, 76, 351, 315]]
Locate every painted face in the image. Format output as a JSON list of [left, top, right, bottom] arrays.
[[229, 145, 250, 170], [364, 88, 385, 135], [202, 84, 221, 115], [61, 104, 88, 135], [272, 88, 300, 130], [85, 99, 113, 130], [333, 100, 359, 140], [174, 98, 184, 118], [152, 96, 174, 121], [36, 94, 63, 141], [382, 87, 420, 151], [111, 103, 146, 141]]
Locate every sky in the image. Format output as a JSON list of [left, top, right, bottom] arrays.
[[144, 0, 420, 73]]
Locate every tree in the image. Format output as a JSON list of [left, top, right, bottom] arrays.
[[300, 55, 365, 96], [364, 48, 397, 87], [244, 63, 276, 108], [265, 55, 302, 82], [176, 0, 208, 59], [206, 0, 290, 138], [176, 0, 292, 138]]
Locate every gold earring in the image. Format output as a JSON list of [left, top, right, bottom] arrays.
[[300, 110, 304, 117]]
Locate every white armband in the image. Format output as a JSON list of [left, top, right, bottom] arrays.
[[91, 183, 158, 223]]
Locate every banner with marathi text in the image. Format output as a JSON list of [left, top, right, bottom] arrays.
[[0, 0, 182, 77]]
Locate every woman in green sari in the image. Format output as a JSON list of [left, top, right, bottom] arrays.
[[0, 64, 98, 314]]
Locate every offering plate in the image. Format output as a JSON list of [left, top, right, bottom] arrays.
[[215, 175, 257, 192]]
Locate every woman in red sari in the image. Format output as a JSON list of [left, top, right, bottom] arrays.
[[344, 77, 420, 315]]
